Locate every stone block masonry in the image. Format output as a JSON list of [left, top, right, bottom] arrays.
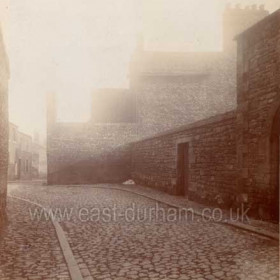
[[47, 89, 139, 185], [47, 6, 268, 186], [128, 6, 268, 140], [46, 8, 279, 220], [236, 9, 280, 219], [131, 111, 238, 210], [47, 121, 138, 185], [131, 10, 280, 220], [129, 52, 237, 140], [0, 26, 9, 227]]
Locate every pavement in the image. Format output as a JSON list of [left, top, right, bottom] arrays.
[[0, 196, 70, 280], [107, 184, 279, 239], [0, 182, 278, 280]]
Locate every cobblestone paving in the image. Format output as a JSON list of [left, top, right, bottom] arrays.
[[0, 196, 70, 280], [113, 184, 279, 234], [7, 183, 280, 280]]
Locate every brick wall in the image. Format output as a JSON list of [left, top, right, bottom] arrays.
[[236, 9, 280, 219], [132, 111, 238, 209], [0, 27, 9, 227]]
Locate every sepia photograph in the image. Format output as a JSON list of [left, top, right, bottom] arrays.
[[0, 0, 279, 279]]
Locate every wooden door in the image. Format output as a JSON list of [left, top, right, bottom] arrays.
[[177, 143, 189, 196]]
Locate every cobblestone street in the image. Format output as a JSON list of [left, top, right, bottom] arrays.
[[0, 196, 70, 280], [1, 182, 279, 280], [1, 1, 279, 280]]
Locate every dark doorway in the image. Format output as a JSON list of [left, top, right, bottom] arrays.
[[177, 142, 189, 196], [17, 159, 21, 180], [270, 106, 280, 220]]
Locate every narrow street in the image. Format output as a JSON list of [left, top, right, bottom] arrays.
[[0, 2, 279, 280], [0, 182, 278, 280]]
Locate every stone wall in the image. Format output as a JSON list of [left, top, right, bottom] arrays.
[[47, 121, 138, 185], [131, 10, 280, 220], [130, 52, 237, 139], [0, 26, 9, 227], [46, 7, 277, 198], [236, 9, 280, 219], [132, 111, 238, 209], [47, 90, 139, 185], [128, 6, 268, 140]]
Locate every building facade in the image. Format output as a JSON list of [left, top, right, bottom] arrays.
[[8, 124, 47, 181], [235, 9, 280, 219], [128, 5, 268, 138], [0, 24, 9, 227], [8, 124, 33, 180], [8, 123, 19, 180], [32, 135, 47, 179], [47, 5, 269, 186], [131, 10, 280, 220]]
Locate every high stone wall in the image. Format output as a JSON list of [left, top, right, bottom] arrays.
[[47, 122, 138, 185], [131, 111, 238, 209], [0, 25, 9, 227], [130, 10, 280, 220], [236, 9, 280, 219]]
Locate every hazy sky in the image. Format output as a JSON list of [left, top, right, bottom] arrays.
[[1, 0, 279, 138]]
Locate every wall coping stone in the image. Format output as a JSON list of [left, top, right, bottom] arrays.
[[132, 110, 236, 144]]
